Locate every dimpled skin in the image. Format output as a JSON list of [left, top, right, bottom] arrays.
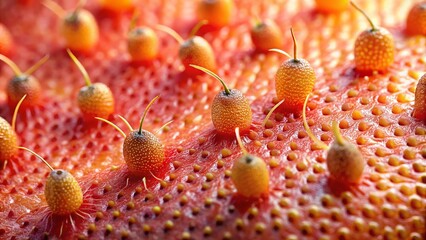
[[196, 0, 233, 27], [0, 117, 17, 161], [275, 58, 316, 112], [231, 154, 269, 198], [77, 82, 114, 121], [354, 28, 395, 72], [413, 74, 426, 120], [6, 75, 42, 108], [127, 27, 159, 62], [326, 141, 365, 184], [123, 130, 165, 174], [0, 23, 12, 56], [60, 9, 99, 52], [250, 20, 284, 52], [406, 2, 426, 35], [178, 36, 216, 75], [211, 89, 252, 135], [315, 0, 349, 12], [44, 170, 83, 215]]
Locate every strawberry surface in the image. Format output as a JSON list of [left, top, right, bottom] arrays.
[[0, 0, 425, 239]]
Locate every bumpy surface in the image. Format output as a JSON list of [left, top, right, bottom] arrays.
[[0, 0, 425, 239], [0, 117, 17, 161], [123, 130, 165, 174], [354, 27, 395, 72], [275, 58, 316, 112], [77, 82, 115, 121], [45, 170, 84, 215], [211, 89, 252, 135]]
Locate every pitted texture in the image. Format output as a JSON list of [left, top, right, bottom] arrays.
[[60, 9, 99, 52], [211, 89, 252, 135], [77, 82, 114, 121], [326, 141, 365, 183], [123, 130, 165, 174], [413, 74, 426, 120], [178, 36, 216, 75], [406, 2, 426, 35], [231, 154, 269, 198], [6, 75, 42, 108], [0, 117, 17, 161], [275, 58, 316, 112], [45, 170, 83, 215], [354, 28, 395, 72]]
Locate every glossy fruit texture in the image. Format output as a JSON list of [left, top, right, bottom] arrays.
[[0, 117, 18, 161], [99, 0, 133, 12], [413, 73, 426, 120], [60, 9, 99, 51], [179, 36, 216, 75], [196, 0, 233, 27], [6, 75, 42, 107], [0, 23, 13, 56], [406, 1, 426, 35], [0, 1, 425, 239], [231, 154, 269, 198], [315, 0, 350, 12], [354, 28, 395, 72], [127, 27, 159, 62], [250, 19, 283, 52]]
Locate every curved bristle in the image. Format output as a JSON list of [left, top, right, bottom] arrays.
[[18, 146, 54, 171], [269, 48, 292, 59], [118, 115, 133, 132], [155, 25, 184, 44], [128, 10, 140, 32], [190, 64, 231, 94], [350, 1, 376, 30], [290, 27, 297, 60], [24, 55, 49, 76], [42, 0, 66, 18], [0, 54, 22, 75], [302, 94, 329, 150], [189, 20, 208, 37], [139, 96, 160, 134], [156, 120, 173, 134], [67, 49, 92, 86], [262, 99, 284, 127], [11, 94, 26, 131], [332, 121, 345, 146], [142, 177, 148, 191], [95, 117, 126, 138], [235, 127, 248, 155]]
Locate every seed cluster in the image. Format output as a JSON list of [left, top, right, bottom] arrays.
[[0, 0, 425, 239]]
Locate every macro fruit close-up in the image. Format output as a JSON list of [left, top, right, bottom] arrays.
[[0, 0, 425, 240]]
